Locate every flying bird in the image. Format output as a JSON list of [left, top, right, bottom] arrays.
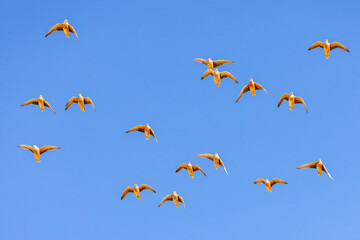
[[20, 95, 56, 114], [193, 58, 234, 70], [254, 178, 287, 192], [236, 78, 269, 102], [196, 153, 228, 175], [65, 94, 96, 111], [18, 145, 60, 162], [308, 39, 349, 58], [297, 159, 333, 180], [201, 69, 238, 87], [45, 19, 79, 39], [158, 191, 185, 208], [121, 184, 156, 200], [175, 162, 206, 178], [125, 123, 158, 143], [278, 92, 308, 113]]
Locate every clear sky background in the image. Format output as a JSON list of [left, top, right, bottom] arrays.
[[1, 0, 359, 239]]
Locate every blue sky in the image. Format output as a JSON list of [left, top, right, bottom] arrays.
[[1, 0, 359, 239]]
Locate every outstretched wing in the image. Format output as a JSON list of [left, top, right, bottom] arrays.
[[121, 187, 134, 200], [277, 93, 289, 107], [219, 159, 229, 175], [255, 83, 269, 94], [219, 71, 238, 83], [308, 41, 324, 50], [295, 97, 308, 113], [201, 69, 214, 80], [192, 165, 206, 176], [44, 100, 56, 114], [84, 97, 96, 111], [18, 145, 34, 153], [330, 42, 349, 52], [213, 60, 234, 68], [69, 25, 79, 40], [139, 184, 156, 193], [125, 125, 145, 133], [178, 196, 185, 208], [270, 178, 287, 186], [21, 99, 39, 106], [158, 195, 173, 207], [236, 84, 250, 103], [196, 154, 214, 161], [150, 128, 158, 143], [193, 58, 208, 65], [175, 164, 188, 173], [297, 162, 317, 169], [45, 24, 63, 37], [39, 146, 60, 154], [65, 97, 78, 110], [321, 163, 333, 180], [254, 178, 265, 184]]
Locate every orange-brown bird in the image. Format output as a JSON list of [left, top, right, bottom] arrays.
[[175, 162, 206, 178], [297, 159, 333, 180], [45, 19, 79, 39], [278, 92, 308, 113], [254, 178, 287, 192], [236, 78, 269, 102], [18, 145, 60, 162], [121, 184, 156, 200], [201, 69, 238, 87], [308, 39, 349, 58], [196, 153, 228, 175], [20, 95, 56, 114], [193, 58, 234, 70], [125, 123, 158, 143], [158, 191, 185, 208], [65, 94, 95, 111]]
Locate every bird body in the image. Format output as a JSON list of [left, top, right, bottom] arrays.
[[308, 39, 349, 58], [278, 92, 308, 113], [201, 69, 238, 87], [65, 94, 95, 111], [236, 78, 269, 102], [254, 178, 287, 192], [20, 95, 56, 114], [18, 145, 60, 162], [175, 162, 206, 178], [196, 153, 228, 175], [125, 123, 158, 143], [158, 191, 185, 208], [121, 184, 156, 200], [297, 159, 333, 180], [193, 58, 234, 70], [45, 19, 79, 39]]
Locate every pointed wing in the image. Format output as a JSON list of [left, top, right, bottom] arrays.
[[321, 163, 333, 180], [270, 178, 287, 186], [158, 195, 173, 207], [69, 25, 79, 40], [44, 100, 56, 114], [297, 162, 317, 169], [84, 97, 96, 111], [175, 164, 188, 173], [255, 83, 269, 94], [193, 58, 208, 65], [45, 24, 63, 37], [213, 60, 234, 68], [277, 93, 289, 107], [236, 84, 250, 103], [178, 196, 185, 208], [121, 187, 134, 200], [254, 178, 265, 184], [330, 42, 349, 52], [219, 159, 229, 175], [295, 97, 308, 113], [21, 99, 39, 106], [201, 69, 214, 80], [150, 128, 158, 143], [219, 71, 238, 83], [125, 125, 145, 133], [65, 97, 78, 110], [39, 146, 60, 154], [139, 184, 156, 193], [18, 145, 34, 153], [308, 41, 324, 50], [192, 165, 206, 176], [196, 154, 215, 161]]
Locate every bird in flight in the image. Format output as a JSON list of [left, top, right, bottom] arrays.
[[20, 95, 56, 114], [201, 69, 238, 87], [308, 39, 349, 58], [65, 94, 95, 111], [175, 162, 206, 178], [158, 191, 185, 208], [297, 159, 333, 180], [236, 78, 269, 103], [278, 92, 308, 113], [121, 184, 156, 200], [18, 145, 60, 162], [254, 178, 287, 192], [125, 123, 158, 143], [193, 58, 234, 70], [196, 153, 228, 175], [45, 19, 79, 39]]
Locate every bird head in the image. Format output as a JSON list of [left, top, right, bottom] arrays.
[[173, 191, 177, 195], [318, 159, 322, 163], [215, 69, 219, 73], [64, 19, 68, 23], [325, 39, 329, 43], [290, 92, 294, 96], [250, 78, 254, 83], [33, 145, 38, 149], [78, 93, 82, 97], [39, 95, 43, 99]]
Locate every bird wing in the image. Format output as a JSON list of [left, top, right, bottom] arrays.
[[65, 97, 78, 110], [236, 84, 250, 103], [196, 154, 214, 161], [297, 162, 317, 169], [150, 128, 158, 143], [321, 163, 333, 180], [330, 42, 349, 52], [21, 99, 39, 106], [254, 178, 265, 184], [18, 145, 34, 153], [308, 41, 324, 50], [69, 25, 79, 40], [193, 58, 208, 65], [125, 125, 145, 133], [277, 93, 289, 107], [44, 100, 56, 114], [255, 83, 269, 94], [213, 60, 234, 68], [121, 187, 134, 200], [45, 24, 63, 37], [139, 184, 156, 193], [219, 71, 238, 83], [219, 159, 229, 175], [201, 69, 214, 80], [158, 195, 173, 207], [175, 164, 188, 173], [295, 97, 308, 113], [178, 196, 185, 208], [192, 165, 206, 176], [39, 146, 60, 154], [270, 178, 287, 186], [84, 97, 96, 111]]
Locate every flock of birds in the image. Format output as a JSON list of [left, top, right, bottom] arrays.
[[17, 19, 348, 208]]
